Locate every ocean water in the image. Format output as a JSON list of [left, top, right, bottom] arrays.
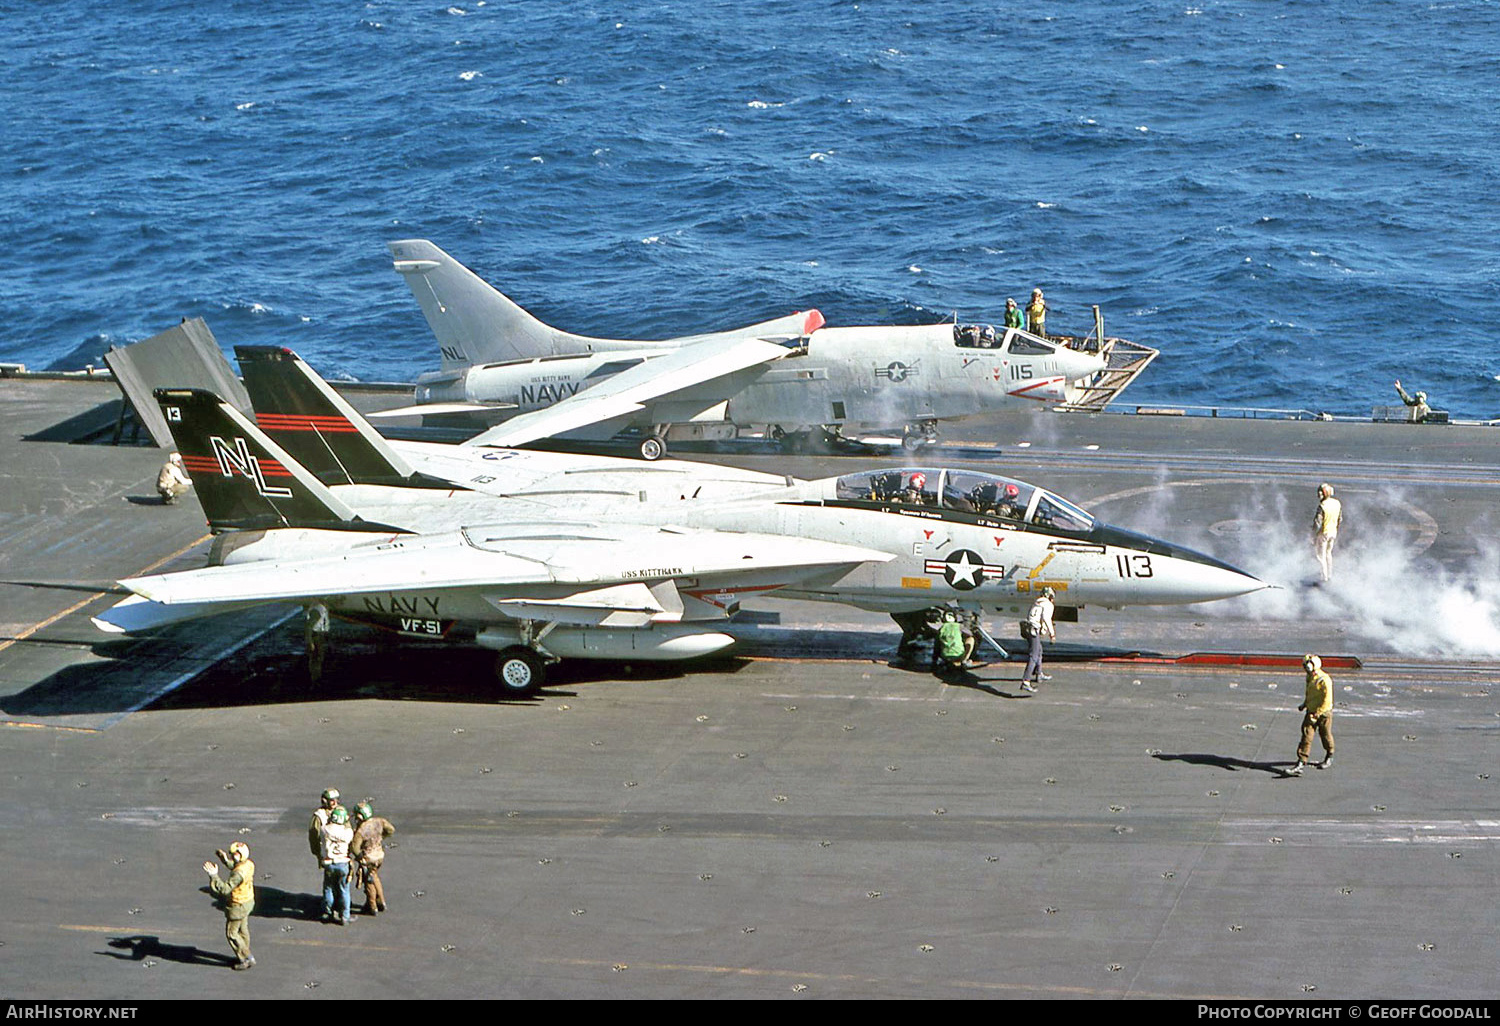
[[4, 0, 1498, 417]]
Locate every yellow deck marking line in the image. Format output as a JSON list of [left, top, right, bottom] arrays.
[[0, 593, 108, 655], [0, 533, 211, 655], [0, 720, 98, 732]]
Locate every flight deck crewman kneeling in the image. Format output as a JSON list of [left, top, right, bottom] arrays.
[[933, 611, 965, 678], [157, 452, 192, 505]]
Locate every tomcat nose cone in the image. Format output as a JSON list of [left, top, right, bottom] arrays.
[[1162, 561, 1268, 604]]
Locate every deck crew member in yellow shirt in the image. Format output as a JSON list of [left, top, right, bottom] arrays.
[[1312, 483, 1343, 583], [1285, 654, 1334, 775], [203, 841, 255, 969]]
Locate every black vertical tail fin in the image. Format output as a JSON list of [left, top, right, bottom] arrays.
[[235, 346, 419, 487], [153, 388, 361, 532]]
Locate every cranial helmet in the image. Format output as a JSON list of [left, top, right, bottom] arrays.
[[1303, 653, 1322, 671], [1416, 391, 1427, 402], [228, 841, 250, 862], [356, 801, 373, 821], [1318, 483, 1334, 498], [1042, 586, 1056, 599], [329, 806, 349, 825], [321, 788, 340, 803]]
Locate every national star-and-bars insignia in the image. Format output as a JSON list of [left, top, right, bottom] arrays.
[[923, 549, 1005, 591], [875, 359, 920, 382]]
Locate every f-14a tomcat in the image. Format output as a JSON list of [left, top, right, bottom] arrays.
[[93, 350, 1263, 697], [383, 239, 1107, 459]]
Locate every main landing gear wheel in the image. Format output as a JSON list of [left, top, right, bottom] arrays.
[[494, 646, 545, 697], [901, 421, 939, 453], [638, 435, 666, 461]]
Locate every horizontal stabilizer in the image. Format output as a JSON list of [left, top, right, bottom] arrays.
[[92, 594, 264, 634], [2, 579, 131, 595]]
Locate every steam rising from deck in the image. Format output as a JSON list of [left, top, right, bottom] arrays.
[[1087, 479, 1500, 658]]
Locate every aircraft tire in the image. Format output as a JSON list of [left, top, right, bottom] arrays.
[[638, 435, 666, 461], [494, 647, 544, 697], [900, 431, 926, 453]]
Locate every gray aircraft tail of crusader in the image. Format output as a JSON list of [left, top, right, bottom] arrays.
[[381, 239, 1109, 459]]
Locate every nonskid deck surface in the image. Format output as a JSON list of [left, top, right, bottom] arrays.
[[0, 378, 1495, 998]]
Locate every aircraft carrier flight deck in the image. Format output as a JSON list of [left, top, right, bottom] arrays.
[[1, 376, 1496, 1000]]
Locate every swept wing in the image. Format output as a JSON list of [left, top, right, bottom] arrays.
[[93, 525, 892, 633], [463, 335, 796, 449]]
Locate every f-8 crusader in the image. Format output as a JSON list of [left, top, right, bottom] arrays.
[[383, 239, 1107, 459], [93, 349, 1263, 697]]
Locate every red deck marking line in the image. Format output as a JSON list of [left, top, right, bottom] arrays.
[[1099, 652, 1363, 669], [1175, 652, 1363, 669]]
